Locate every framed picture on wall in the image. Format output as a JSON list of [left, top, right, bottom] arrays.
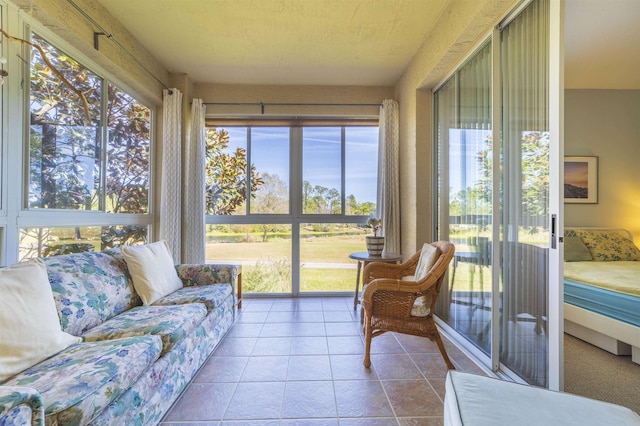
[[564, 156, 598, 204]]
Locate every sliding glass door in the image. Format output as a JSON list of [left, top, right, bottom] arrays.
[[435, 0, 562, 388], [434, 41, 494, 355]]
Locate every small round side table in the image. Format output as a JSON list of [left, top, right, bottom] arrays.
[[349, 251, 402, 310]]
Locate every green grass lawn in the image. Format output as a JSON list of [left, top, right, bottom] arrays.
[[207, 235, 368, 263], [207, 234, 368, 292], [300, 267, 357, 292], [30, 227, 524, 295], [206, 232, 503, 293]]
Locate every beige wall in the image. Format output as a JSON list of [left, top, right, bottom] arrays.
[[393, 0, 516, 256], [193, 84, 394, 118], [564, 89, 640, 242]]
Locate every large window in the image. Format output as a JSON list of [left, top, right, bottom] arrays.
[[19, 32, 152, 259], [206, 124, 379, 294], [29, 33, 103, 210], [29, 33, 150, 213]]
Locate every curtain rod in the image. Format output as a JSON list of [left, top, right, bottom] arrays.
[[204, 102, 383, 115], [66, 0, 173, 94]]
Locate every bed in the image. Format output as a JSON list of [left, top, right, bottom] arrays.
[[563, 227, 640, 365]]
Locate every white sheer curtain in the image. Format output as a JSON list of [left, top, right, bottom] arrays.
[[182, 99, 206, 264], [377, 99, 400, 254], [159, 88, 182, 262]]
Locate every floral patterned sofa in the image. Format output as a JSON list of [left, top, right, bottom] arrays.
[[0, 248, 239, 426]]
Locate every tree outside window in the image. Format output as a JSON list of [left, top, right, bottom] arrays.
[[23, 33, 150, 257]]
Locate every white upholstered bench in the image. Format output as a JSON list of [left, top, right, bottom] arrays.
[[444, 371, 640, 425]]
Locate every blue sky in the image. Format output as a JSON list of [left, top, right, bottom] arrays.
[[447, 128, 492, 196], [225, 126, 379, 204]]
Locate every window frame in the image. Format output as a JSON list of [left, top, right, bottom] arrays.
[[206, 121, 379, 296], [7, 23, 155, 263]]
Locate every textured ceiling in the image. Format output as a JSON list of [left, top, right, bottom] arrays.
[[97, 0, 451, 86], [97, 0, 640, 89]]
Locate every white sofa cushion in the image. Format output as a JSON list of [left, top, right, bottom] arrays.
[[0, 259, 81, 381], [122, 240, 183, 305]]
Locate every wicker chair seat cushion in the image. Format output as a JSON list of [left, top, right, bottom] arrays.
[[411, 295, 432, 317], [395, 276, 433, 317], [409, 243, 442, 317]]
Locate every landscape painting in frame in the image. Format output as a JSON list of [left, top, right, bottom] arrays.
[[564, 156, 598, 204]]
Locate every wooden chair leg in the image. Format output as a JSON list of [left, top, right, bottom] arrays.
[[433, 333, 456, 370], [363, 314, 373, 368]]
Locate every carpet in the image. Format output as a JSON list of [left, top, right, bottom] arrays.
[[564, 333, 640, 414]]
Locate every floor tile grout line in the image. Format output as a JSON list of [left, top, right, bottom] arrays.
[[218, 381, 239, 422], [407, 349, 448, 405], [168, 297, 456, 424], [378, 376, 401, 423]]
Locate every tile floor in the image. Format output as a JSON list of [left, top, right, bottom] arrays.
[[162, 297, 486, 425]]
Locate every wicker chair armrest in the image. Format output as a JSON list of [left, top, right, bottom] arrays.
[[362, 277, 437, 301], [363, 263, 408, 282], [361, 277, 428, 318], [362, 250, 421, 282]]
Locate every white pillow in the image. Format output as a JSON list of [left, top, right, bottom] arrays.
[[411, 243, 441, 317], [414, 243, 441, 281], [121, 240, 183, 305], [0, 259, 81, 381]]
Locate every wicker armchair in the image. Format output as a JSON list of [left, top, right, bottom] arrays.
[[362, 241, 455, 369]]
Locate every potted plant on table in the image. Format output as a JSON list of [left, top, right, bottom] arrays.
[[366, 217, 384, 256]]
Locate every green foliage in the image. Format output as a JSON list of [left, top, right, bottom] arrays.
[[309, 223, 332, 232], [351, 200, 376, 216], [450, 131, 549, 236], [29, 35, 150, 214], [243, 258, 292, 293], [303, 180, 374, 215], [105, 84, 150, 214], [43, 243, 94, 257], [465, 131, 549, 219], [26, 34, 150, 253], [30, 33, 102, 127], [100, 225, 148, 249], [520, 131, 550, 217], [29, 33, 102, 210], [252, 172, 288, 214], [205, 128, 263, 215]]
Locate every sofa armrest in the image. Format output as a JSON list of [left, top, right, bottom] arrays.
[[0, 386, 44, 426], [175, 264, 242, 307]]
